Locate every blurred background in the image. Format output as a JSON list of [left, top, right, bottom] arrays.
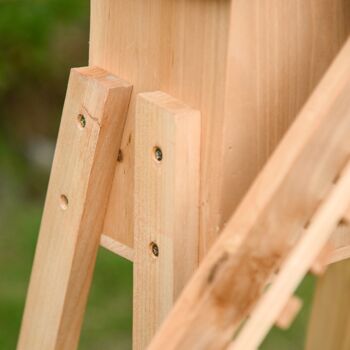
[[0, 1, 314, 349]]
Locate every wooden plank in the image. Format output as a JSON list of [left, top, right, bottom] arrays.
[[230, 159, 350, 349], [149, 37, 350, 350], [17, 67, 132, 350], [91, 0, 350, 263], [100, 234, 134, 261], [310, 243, 333, 276], [92, 0, 230, 255], [133, 91, 200, 349], [306, 259, 350, 350]]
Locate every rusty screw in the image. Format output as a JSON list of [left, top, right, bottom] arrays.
[[151, 242, 159, 257], [78, 114, 86, 128], [154, 147, 163, 162]]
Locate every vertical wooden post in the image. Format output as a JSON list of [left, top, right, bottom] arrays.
[[18, 67, 132, 350], [306, 259, 350, 350], [133, 91, 200, 349]]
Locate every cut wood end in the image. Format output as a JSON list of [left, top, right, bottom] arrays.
[[275, 296, 302, 330], [310, 242, 333, 276]]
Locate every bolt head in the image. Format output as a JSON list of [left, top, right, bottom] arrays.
[[151, 242, 159, 257], [154, 147, 162, 162]]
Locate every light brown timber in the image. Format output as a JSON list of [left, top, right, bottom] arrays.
[[149, 37, 350, 350], [17, 67, 132, 350], [91, 0, 350, 262], [231, 159, 350, 349], [133, 91, 200, 349]]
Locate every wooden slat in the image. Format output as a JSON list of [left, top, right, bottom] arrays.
[[230, 160, 350, 349], [133, 92, 200, 349], [18, 67, 132, 350], [149, 37, 350, 350]]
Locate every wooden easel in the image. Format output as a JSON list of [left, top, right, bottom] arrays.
[[18, 1, 350, 349]]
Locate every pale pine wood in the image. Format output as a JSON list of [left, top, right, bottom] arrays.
[[230, 160, 350, 349], [328, 218, 350, 263], [308, 218, 350, 348], [149, 37, 350, 350], [306, 259, 350, 350], [18, 67, 132, 350], [133, 91, 200, 349], [91, 0, 230, 256], [100, 234, 134, 261], [91, 0, 350, 263], [276, 296, 302, 330]]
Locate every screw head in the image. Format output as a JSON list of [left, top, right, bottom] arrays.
[[150, 242, 159, 257], [154, 147, 163, 162], [78, 114, 86, 128]]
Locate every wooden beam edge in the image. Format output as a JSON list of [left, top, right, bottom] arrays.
[[100, 234, 134, 262]]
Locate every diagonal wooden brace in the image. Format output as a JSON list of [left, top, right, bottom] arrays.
[[18, 67, 132, 350], [230, 159, 350, 350]]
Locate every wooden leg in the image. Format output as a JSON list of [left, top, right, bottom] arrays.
[[306, 259, 350, 350], [133, 92, 201, 349], [17, 67, 132, 350]]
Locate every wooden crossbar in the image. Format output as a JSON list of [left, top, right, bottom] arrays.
[[149, 37, 350, 350]]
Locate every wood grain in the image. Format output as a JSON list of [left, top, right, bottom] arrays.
[[231, 160, 350, 349], [133, 91, 200, 349], [306, 259, 350, 350], [149, 37, 350, 350], [100, 234, 134, 261], [91, 0, 350, 262], [90, 0, 230, 256], [18, 67, 132, 350]]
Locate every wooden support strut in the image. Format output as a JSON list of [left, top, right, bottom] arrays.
[[230, 159, 350, 350], [148, 37, 350, 350], [133, 91, 201, 349], [18, 67, 132, 350]]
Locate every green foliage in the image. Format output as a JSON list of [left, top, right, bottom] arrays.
[[0, 0, 88, 94]]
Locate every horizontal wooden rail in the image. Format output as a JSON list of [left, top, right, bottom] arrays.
[[100, 235, 134, 261], [149, 37, 350, 349]]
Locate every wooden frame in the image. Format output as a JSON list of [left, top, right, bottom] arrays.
[[18, 1, 350, 349], [149, 36, 350, 350]]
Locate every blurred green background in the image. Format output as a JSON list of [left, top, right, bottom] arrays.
[[0, 1, 314, 349]]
